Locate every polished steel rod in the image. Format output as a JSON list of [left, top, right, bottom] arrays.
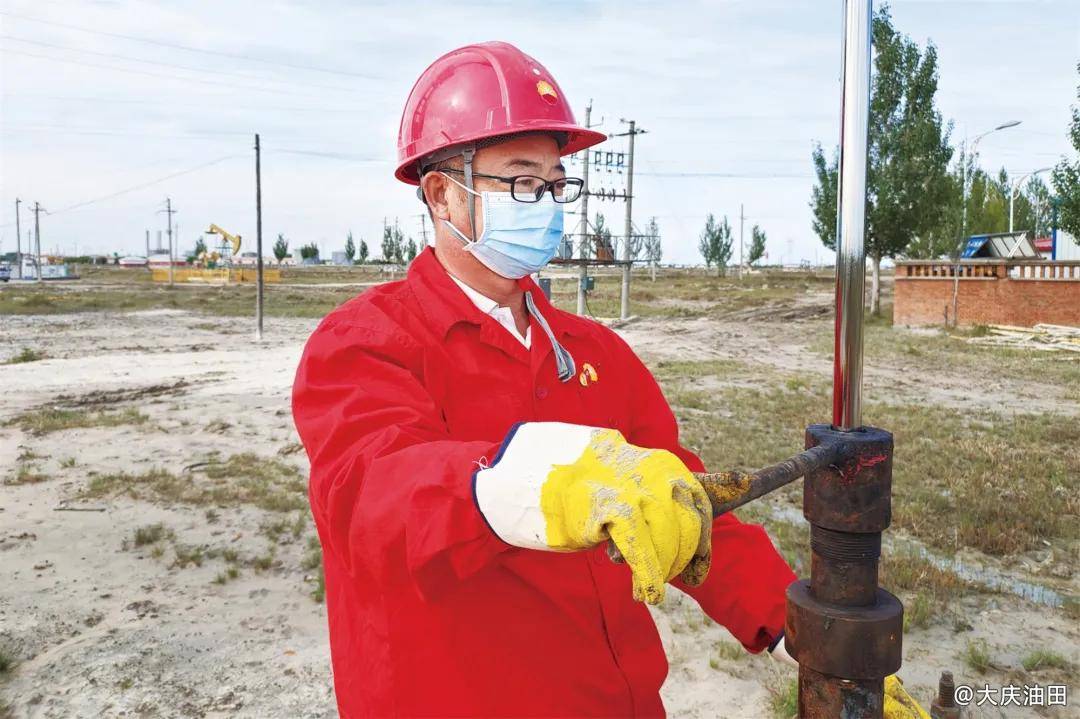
[[832, 0, 872, 431]]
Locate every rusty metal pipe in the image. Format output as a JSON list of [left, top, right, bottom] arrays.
[[694, 441, 845, 517]]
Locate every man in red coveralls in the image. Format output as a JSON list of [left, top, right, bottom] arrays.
[[293, 42, 797, 718]]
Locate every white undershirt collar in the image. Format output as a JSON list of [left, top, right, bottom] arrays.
[[449, 275, 532, 348]]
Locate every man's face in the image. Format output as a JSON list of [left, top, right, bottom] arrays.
[[423, 134, 565, 266]]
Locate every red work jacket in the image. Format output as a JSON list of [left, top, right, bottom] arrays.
[[292, 248, 796, 718]]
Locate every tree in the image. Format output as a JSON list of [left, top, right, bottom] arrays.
[[299, 242, 320, 262], [405, 236, 418, 262], [644, 216, 662, 281], [344, 231, 356, 263], [381, 219, 398, 263], [357, 239, 369, 264], [1052, 61, 1080, 238], [273, 233, 289, 264], [392, 219, 407, 264], [809, 5, 953, 314], [699, 213, 733, 277], [193, 237, 207, 257], [748, 224, 767, 266]]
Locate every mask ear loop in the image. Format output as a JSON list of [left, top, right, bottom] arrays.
[[462, 146, 478, 243]]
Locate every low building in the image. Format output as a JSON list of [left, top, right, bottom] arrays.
[[894, 258, 1080, 327]]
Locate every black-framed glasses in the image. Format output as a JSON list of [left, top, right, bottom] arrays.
[[441, 169, 583, 203]]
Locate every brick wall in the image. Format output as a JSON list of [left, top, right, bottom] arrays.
[[894, 261, 1080, 327]]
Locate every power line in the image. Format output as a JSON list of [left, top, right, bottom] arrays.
[[636, 171, 814, 179], [1, 35, 359, 93], [265, 148, 387, 163], [0, 155, 243, 227], [0, 47, 329, 97], [0, 11, 377, 80], [0, 124, 254, 140], [3, 93, 368, 114]]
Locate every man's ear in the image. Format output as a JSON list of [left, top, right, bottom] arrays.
[[421, 173, 452, 221]]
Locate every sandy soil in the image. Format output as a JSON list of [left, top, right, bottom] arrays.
[[1, 308, 1076, 718]]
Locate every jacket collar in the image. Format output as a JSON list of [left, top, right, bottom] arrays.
[[407, 247, 581, 341]]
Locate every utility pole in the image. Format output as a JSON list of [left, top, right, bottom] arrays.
[[614, 118, 646, 320], [14, 198, 22, 280], [577, 102, 593, 316], [32, 202, 43, 283], [160, 197, 177, 285], [417, 213, 430, 247], [255, 133, 264, 341], [739, 203, 745, 279], [145, 229, 150, 260]]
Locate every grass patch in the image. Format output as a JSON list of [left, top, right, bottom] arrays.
[[131, 523, 171, 548], [1021, 649, 1071, 672], [251, 549, 276, 572], [768, 677, 799, 719], [213, 566, 241, 585], [60, 456, 76, 468], [171, 544, 204, 569], [82, 453, 306, 512], [904, 592, 934, 632], [662, 361, 1080, 557], [962, 639, 995, 674], [310, 569, 326, 603], [5, 464, 49, 486], [303, 536, 325, 603], [7, 407, 149, 436], [811, 323, 1080, 394], [4, 347, 48, 364], [0, 282, 365, 319], [0, 647, 13, 674], [545, 269, 831, 320], [714, 641, 744, 662]]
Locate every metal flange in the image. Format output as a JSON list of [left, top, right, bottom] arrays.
[[785, 580, 904, 679]]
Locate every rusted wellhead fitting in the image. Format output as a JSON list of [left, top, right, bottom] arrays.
[[785, 424, 903, 718], [930, 671, 960, 719]]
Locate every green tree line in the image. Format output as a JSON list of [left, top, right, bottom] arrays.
[[808, 5, 1079, 314]]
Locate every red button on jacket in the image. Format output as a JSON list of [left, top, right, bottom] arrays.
[[292, 248, 796, 718]]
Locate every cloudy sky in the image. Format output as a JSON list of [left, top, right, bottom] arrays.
[[1, 0, 1076, 264]]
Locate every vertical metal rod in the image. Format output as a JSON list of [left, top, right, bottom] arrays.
[[619, 119, 636, 321], [14, 198, 21, 280], [738, 203, 745, 279], [33, 202, 42, 283], [832, 0, 872, 431], [255, 133, 264, 341], [577, 103, 592, 316], [165, 197, 175, 286]]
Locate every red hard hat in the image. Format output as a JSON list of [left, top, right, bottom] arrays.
[[395, 41, 607, 185]]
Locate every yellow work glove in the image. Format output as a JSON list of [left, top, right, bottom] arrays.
[[884, 675, 930, 719], [474, 423, 712, 604]]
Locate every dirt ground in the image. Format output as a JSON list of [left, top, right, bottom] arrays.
[[1, 280, 1077, 718]]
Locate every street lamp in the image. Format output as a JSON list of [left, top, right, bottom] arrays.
[[1009, 166, 1051, 233], [961, 120, 1021, 240], [951, 120, 1021, 326]]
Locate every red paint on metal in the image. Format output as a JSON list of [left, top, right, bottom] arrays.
[[837, 453, 888, 482]]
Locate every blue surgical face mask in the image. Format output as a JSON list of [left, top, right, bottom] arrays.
[[441, 173, 564, 279]]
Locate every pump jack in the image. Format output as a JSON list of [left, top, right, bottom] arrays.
[[205, 224, 242, 262]]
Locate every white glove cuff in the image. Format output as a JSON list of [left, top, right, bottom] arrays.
[[769, 636, 798, 668], [473, 422, 600, 550]]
